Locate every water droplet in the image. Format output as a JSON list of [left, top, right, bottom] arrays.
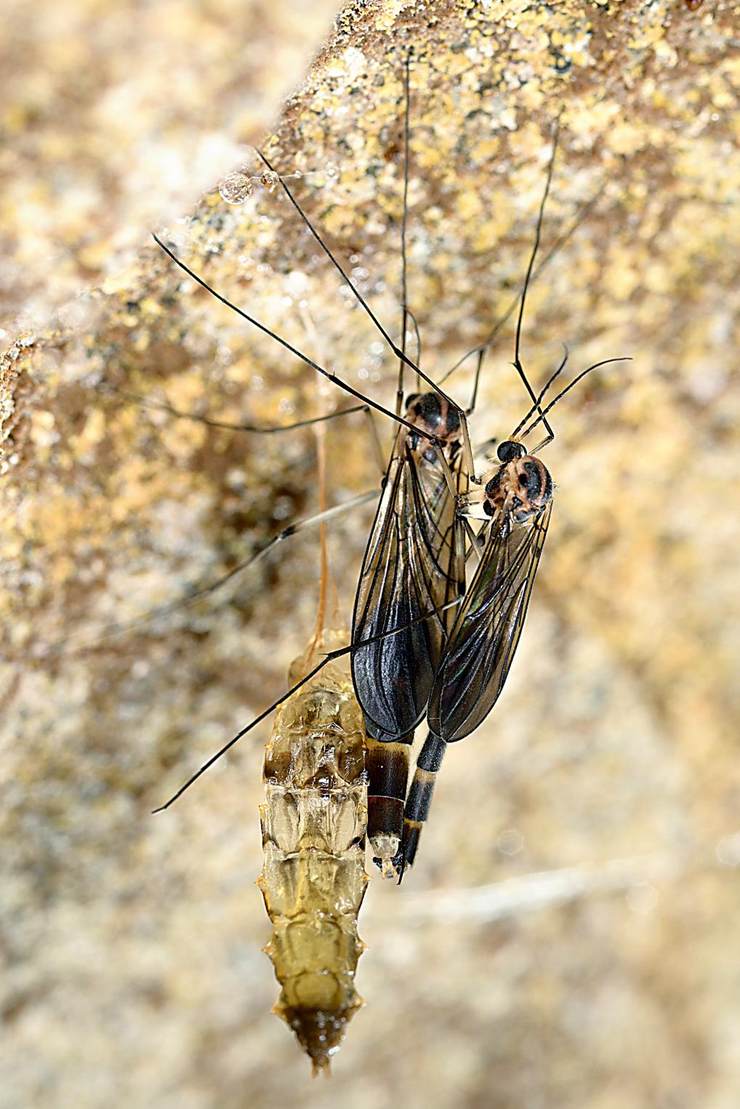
[[496, 828, 525, 856], [285, 270, 309, 297], [260, 169, 280, 192], [219, 172, 253, 205]]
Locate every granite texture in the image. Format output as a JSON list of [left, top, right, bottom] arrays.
[[1, 0, 739, 1106]]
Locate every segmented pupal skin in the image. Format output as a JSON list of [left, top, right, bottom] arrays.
[[257, 627, 368, 1074]]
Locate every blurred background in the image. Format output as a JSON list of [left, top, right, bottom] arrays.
[[1, 0, 738, 1106]]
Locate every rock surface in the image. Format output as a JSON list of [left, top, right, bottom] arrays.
[[1, 0, 739, 1106]]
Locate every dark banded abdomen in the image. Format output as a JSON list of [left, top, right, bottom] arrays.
[[365, 728, 414, 876], [395, 732, 447, 878]]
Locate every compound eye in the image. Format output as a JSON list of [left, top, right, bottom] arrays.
[[445, 406, 462, 437], [485, 472, 501, 497], [497, 439, 525, 463], [404, 393, 421, 414]]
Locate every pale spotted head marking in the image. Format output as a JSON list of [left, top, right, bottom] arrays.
[[482, 439, 553, 524], [404, 392, 462, 462]]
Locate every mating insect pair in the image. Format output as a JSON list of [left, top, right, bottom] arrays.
[[352, 339, 596, 879], [150, 55, 626, 891], [110, 53, 630, 1072]]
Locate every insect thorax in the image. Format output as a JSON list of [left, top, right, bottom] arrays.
[[404, 391, 462, 461], [481, 450, 553, 524]]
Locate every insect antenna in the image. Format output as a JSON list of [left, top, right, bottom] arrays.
[[519, 356, 632, 442], [152, 234, 437, 446], [152, 596, 462, 812], [255, 63, 462, 417], [508, 345, 571, 441], [437, 181, 605, 393]]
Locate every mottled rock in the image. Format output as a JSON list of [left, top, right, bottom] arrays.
[[1, 0, 739, 1106]]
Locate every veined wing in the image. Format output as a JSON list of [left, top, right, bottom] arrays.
[[427, 501, 552, 743], [351, 435, 465, 739]]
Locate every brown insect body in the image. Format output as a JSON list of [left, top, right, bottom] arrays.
[[470, 440, 553, 524], [257, 627, 368, 1073], [353, 388, 467, 876], [405, 391, 463, 457]]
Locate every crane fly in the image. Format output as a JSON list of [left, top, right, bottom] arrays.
[[396, 350, 628, 877], [144, 54, 473, 868], [144, 51, 624, 893], [252, 56, 474, 883]]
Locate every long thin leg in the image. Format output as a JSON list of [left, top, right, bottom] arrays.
[[436, 179, 604, 392], [153, 648, 341, 812], [407, 307, 423, 373], [55, 489, 377, 654], [466, 347, 487, 417], [362, 406, 387, 478], [396, 49, 413, 414], [430, 128, 562, 418], [108, 387, 368, 435], [439, 123, 563, 477], [519, 356, 631, 443], [438, 122, 595, 432], [505, 118, 562, 439], [254, 150, 460, 412], [153, 235, 435, 446], [257, 78, 481, 481], [152, 594, 462, 811], [463, 516, 486, 567], [309, 384, 331, 645]]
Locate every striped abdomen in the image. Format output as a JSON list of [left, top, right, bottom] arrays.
[[257, 629, 368, 1073], [395, 731, 446, 875]]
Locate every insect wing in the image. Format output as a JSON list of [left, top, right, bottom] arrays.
[[351, 437, 464, 738], [428, 502, 552, 743]]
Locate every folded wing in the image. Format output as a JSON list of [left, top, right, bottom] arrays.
[[428, 502, 552, 743], [351, 436, 465, 739]]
